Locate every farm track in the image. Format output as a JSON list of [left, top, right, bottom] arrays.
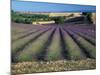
[[12, 23, 96, 62]]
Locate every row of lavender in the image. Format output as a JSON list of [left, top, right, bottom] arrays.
[[12, 23, 96, 62]]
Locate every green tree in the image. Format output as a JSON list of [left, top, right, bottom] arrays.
[[82, 12, 93, 23], [52, 16, 65, 24]]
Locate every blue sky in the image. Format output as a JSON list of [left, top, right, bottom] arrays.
[[12, 0, 96, 12]]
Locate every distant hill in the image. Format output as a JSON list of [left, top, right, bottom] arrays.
[[17, 12, 82, 17]]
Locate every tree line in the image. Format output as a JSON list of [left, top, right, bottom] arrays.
[[11, 10, 94, 24]]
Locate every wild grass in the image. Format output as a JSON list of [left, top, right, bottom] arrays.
[[11, 59, 96, 74]]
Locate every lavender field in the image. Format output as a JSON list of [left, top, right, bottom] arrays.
[[11, 22, 96, 74], [11, 0, 96, 74]]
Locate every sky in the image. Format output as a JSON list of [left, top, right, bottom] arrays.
[[21, 0, 96, 6], [12, 0, 96, 12]]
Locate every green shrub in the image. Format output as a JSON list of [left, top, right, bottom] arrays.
[[52, 16, 65, 24]]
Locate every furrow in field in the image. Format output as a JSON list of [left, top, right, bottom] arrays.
[[74, 28, 95, 38], [59, 27, 70, 60], [60, 27, 86, 60], [12, 26, 48, 42], [71, 30, 96, 45], [73, 29, 95, 38], [64, 26, 95, 38], [12, 29, 39, 42], [65, 29, 96, 59], [12, 27, 51, 62], [36, 28, 56, 61], [14, 27, 56, 62], [45, 27, 63, 61], [11, 26, 36, 35], [12, 25, 48, 36]]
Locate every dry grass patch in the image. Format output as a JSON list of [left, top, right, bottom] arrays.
[[11, 59, 96, 74]]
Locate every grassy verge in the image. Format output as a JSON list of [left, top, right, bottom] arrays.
[[11, 59, 96, 74]]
